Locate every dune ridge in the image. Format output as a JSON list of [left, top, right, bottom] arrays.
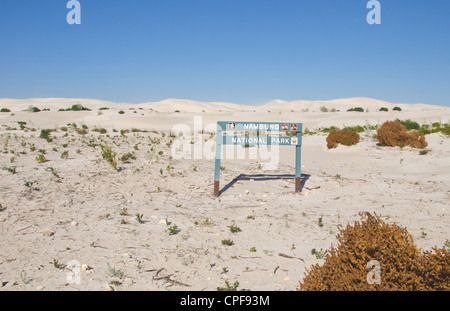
[[0, 97, 446, 113]]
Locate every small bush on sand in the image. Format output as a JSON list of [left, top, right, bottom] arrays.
[[217, 280, 239, 291], [60, 104, 91, 111], [347, 107, 364, 112], [100, 143, 118, 170], [28, 106, 41, 113], [297, 212, 449, 291], [61, 150, 69, 159], [377, 121, 427, 149], [39, 129, 54, 142], [396, 119, 420, 131], [92, 128, 107, 134], [36, 154, 48, 164], [326, 130, 360, 148]]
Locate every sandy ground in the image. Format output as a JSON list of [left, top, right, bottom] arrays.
[[0, 98, 449, 291]]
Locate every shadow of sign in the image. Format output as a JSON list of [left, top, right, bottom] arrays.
[[219, 173, 311, 196]]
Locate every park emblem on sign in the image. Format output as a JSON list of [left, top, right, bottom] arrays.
[[214, 121, 303, 196]]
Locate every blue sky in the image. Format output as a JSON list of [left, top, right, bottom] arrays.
[[0, 0, 449, 106]]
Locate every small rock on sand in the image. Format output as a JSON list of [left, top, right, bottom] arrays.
[[42, 229, 55, 236]]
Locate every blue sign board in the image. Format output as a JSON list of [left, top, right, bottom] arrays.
[[214, 121, 303, 196]]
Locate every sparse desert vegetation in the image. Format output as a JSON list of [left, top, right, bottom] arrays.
[[377, 120, 428, 149], [298, 213, 449, 291], [59, 104, 92, 112], [0, 99, 448, 291], [347, 107, 364, 112], [326, 129, 360, 148]]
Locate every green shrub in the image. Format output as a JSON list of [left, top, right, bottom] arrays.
[[168, 225, 179, 235], [71, 104, 90, 111], [320, 126, 339, 133], [396, 119, 420, 131], [39, 129, 53, 142], [217, 281, 239, 291], [0, 108, 11, 113], [379, 107, 388, 112], [228, 225, 242, 233], [36, 154, 48, 164], [303, 128, 317, 135], [343, 125, 365, 133], [347, 107, 364, 112], [58, 104, 91, 111], [393, 106, 402, 111], [415, 123, 450, 136], [221, 239, 234, 246], [61, 150, 69, 159], [440, 127, 450, 136], [92, 128, 107, 134], [100, 143, 118, 170], [136, 213, 144, 224], [431, 122, 441, 128]]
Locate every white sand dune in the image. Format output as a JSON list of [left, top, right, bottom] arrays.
[[259, 97, 444, 112], [1, 96, 446, 114], [1, 97, 448, 132], [0, 98, 128, 111], [0, 96, 449, 291], [137, 98, 253, 113]]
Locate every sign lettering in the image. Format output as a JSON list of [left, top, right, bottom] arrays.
[[214, 121, 303, 196]]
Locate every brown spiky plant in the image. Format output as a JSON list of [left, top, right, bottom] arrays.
[[377, 120, 427, 149], [326, 129, 360, 149], [297, 213, 449, 291]]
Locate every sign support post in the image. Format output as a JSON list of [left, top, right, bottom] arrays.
[[214, 122, 223, 197], [295, 123, 303, 192]]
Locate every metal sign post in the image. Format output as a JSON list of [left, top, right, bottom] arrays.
[[214, 121, 303, 196]]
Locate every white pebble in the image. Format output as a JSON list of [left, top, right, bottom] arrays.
[[81, 264, 92, 271]]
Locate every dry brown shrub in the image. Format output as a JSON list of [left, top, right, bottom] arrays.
[[297, 213, 449, 291], [377, 120, 427, 148], [326, 129, 360, 149], [418, 247, 450, 290]]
